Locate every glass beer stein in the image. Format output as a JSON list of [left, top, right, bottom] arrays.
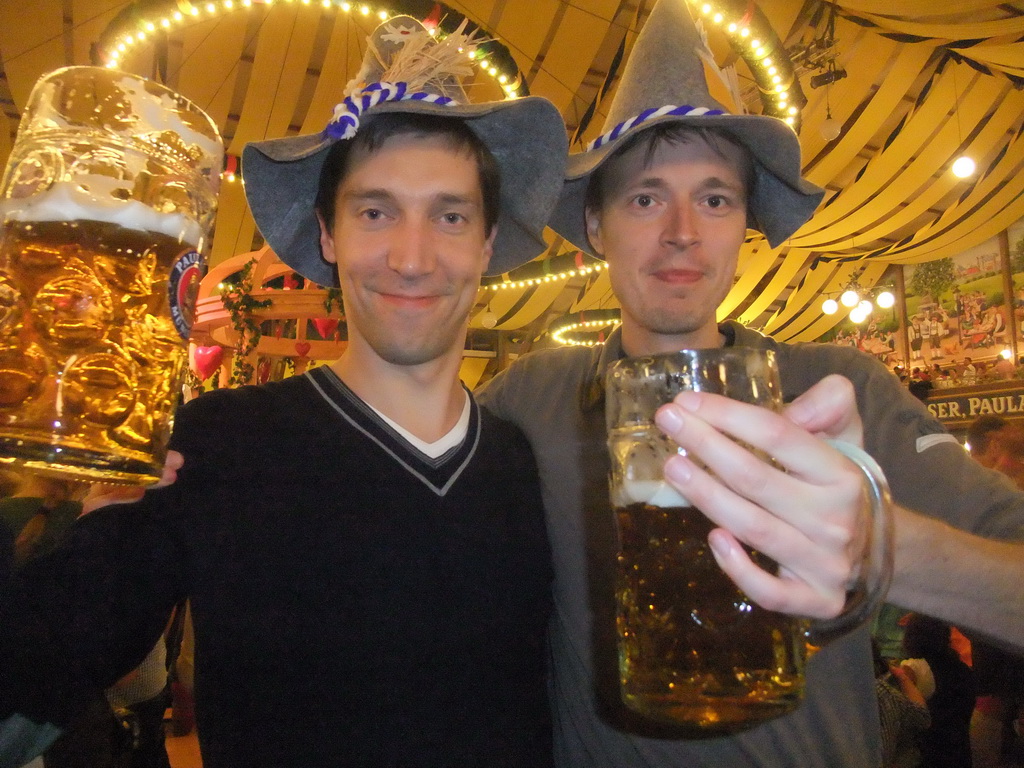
[[605, 348, 893, 734], [0, 66, 223, 484]]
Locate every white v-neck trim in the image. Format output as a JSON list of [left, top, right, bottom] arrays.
[[368, 390, 471, 459], [304, 368, 480, 497]]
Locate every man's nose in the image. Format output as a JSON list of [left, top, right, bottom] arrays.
[[387, 219, 436, 277], [661, 201, 699, 249]]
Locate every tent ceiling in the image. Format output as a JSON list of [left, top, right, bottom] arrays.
[[2, 0, 1023, 345]]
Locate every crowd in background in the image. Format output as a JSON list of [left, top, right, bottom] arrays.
[[0, 470, 193, 768], [892, 356, 1024, 405], [870, 414, 1024, 768]]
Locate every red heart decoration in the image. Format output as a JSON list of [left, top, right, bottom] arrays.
[[192, 345, 224, 381], [294, 341, 311, 358], [312, 318, 339, 339]]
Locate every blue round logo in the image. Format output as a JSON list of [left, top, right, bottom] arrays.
[[168, 250, 205, 340]]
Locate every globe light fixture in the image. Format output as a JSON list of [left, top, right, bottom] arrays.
[[821, 272, 897, 320], [840, 288, 860, 307], [849, 306, 869, 324], [952, 155, 976, 178], [820, 115, 842, 142]]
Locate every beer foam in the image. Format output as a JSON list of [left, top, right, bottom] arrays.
[[623, 479, 690, 508], [0, 181, 202, 245]]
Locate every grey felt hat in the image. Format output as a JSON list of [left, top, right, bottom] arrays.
[[549, 0, 824, 254], [242, 16, 568, 286]]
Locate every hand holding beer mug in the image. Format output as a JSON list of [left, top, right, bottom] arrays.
[[606, 348, 893, 734], [0, 67, 223, 484]]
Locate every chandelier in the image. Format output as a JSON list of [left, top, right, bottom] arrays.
[[821, 270, 895, 324]]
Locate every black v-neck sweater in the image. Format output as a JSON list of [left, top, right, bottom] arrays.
[[1, 370, 553, 767]]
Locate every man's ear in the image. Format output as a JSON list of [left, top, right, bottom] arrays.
[[316, 211, 337, 265], [481, 225, 498, 271], [584, 207, 605, 257]]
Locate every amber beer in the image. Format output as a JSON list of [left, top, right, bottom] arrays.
[[605, 347, 808, 733], [0, 66, 222, 484], [0, 212, 201, 483], [606, 347, 894, 733], [613, 495, 807, 733]]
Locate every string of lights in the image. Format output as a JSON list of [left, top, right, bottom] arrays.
[[93, 0, 528, 186], [485, 260, 607, 291], [95, 0, 526, 99], [687, 0, 806, 129], [548, 309, 621, 347]]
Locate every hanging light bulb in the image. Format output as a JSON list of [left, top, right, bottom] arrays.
[[849, 306, 869, 324], [840, 288, 860, 307], [875, 290, 895, 309], [480, 306, 498, 328], [857, 299, 874, 315], [820, 115, 841, 142], [822, 298, 839, 315], [952, 156, 976, 178]]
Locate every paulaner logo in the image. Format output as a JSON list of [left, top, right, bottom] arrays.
[[169, 250, 204, 340]]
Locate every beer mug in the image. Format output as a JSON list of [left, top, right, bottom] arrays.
[[605, 348, 893, 734], [0, 67, 223, 484]]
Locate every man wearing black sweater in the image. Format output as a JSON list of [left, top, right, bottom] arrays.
[[0, 16, 568, 768]]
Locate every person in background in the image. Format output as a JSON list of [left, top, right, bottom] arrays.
[[903, 614, 977, 768], [908, 373, 934, 403], [0, 473, 146, 768], [968, 415, 1011, 466], [0, 473, 83, 570], [874, 639, 930, 768], [968, 414, 1024, 490], [103, 636, 172, 768], [993, 354, 1016, 380], [963, 357, 979, 384], [965, 414, 1024, 768]]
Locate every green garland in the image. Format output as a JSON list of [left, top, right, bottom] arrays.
[[183, 366, 203, 391], [323, 287, 344, 316], [220, 258, 273, 385]]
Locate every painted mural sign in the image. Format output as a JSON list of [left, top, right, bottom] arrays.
[[904, 235, 1009, 367], [1009, 217, 1024, 343], [816, 218, 1024, 371], [924, 382, 1024, 429]]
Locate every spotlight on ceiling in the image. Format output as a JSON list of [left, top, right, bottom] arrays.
[[809, 69, 847, 89]]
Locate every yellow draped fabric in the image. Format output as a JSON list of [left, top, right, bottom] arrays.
[[66, 0, 1016, 348], [459, 357, 490, 390], [846, 12, 1024, 41], [837, 0, 1008, 15]]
